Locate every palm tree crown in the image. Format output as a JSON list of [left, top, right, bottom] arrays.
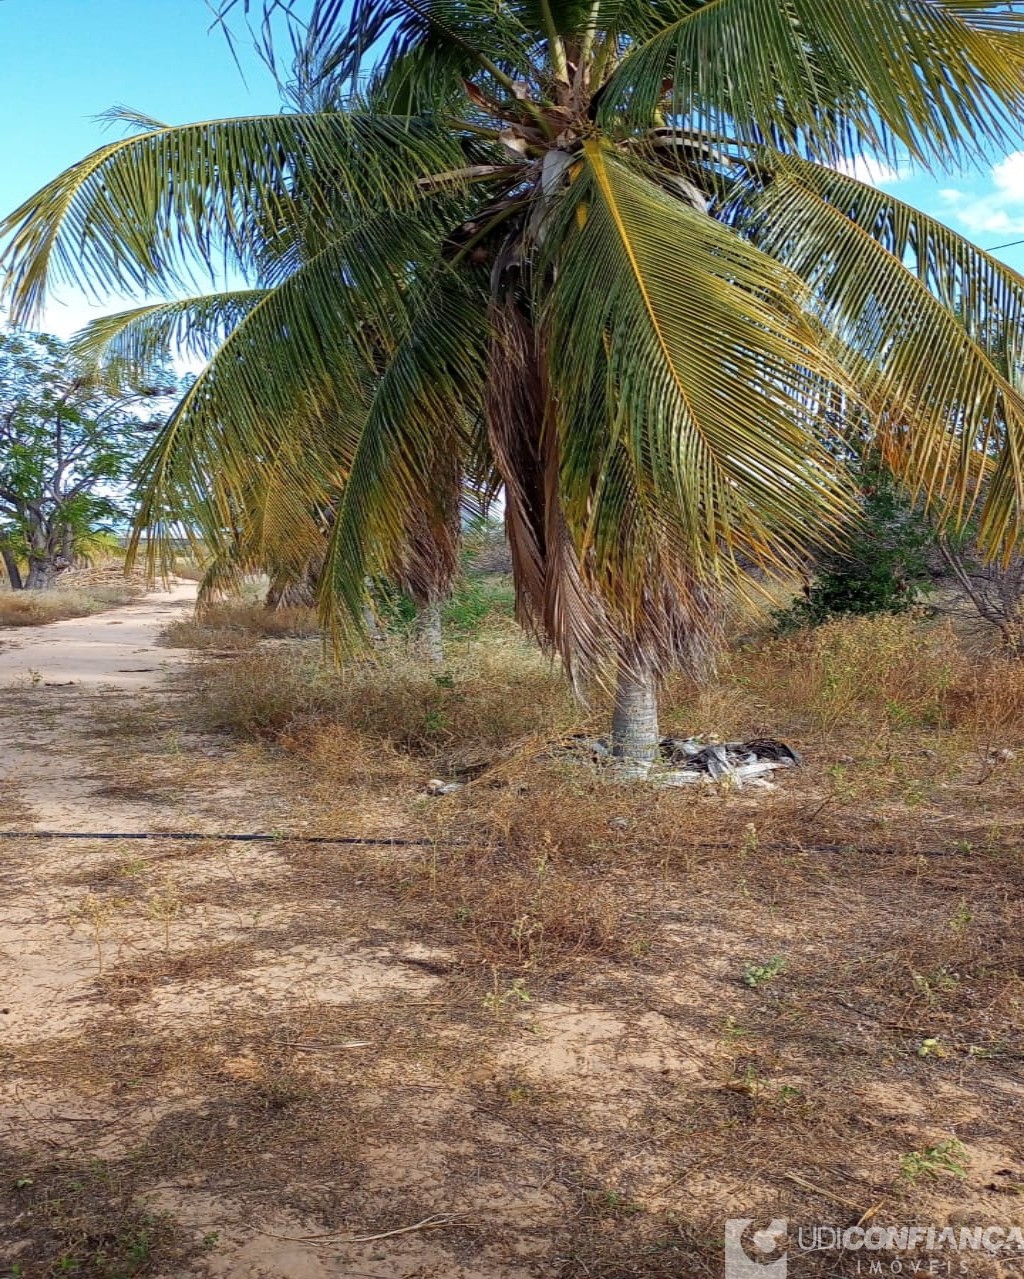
[[5, 0, 1024, 748]]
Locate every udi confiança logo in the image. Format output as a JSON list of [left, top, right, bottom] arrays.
[[724, 1217, 1024, 1277]]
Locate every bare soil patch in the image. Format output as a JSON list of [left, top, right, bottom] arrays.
[[2, 603, 1023, 1277]]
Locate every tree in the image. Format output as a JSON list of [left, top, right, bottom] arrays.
[[774, 465, 935, 630], [5, 2, 1024, 756], [934, 528, 1024, 655], [0, 330, 175, 589]]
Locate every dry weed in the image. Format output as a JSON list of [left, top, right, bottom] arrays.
[[403, 842, 638, 967], [0, 1149, 204, 1278], [0, 584, 142, 627], [947, 657, 1024, 741], [162, 600, 320, 650], [183, 637, 577, 762], [733, 613, 962, 733]]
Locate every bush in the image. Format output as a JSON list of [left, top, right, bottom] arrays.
[[947, 658, 1024, 740], [774, 474, 933, 631], [740, 613, 961, 732], [463, 520, 513, 574], [442, 575, 515, 635], [162, 601, 321, 649]]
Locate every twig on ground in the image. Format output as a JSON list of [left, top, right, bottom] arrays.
[[269, 1039, 372, 1051], [784, 1171, 874, 1212], [259, 1211, 467, 1245]]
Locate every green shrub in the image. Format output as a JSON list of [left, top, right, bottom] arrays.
[[774, 473, 933, 631], [443, 574, 515, 634]]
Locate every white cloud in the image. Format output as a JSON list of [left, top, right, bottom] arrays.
[[831, 156, 905, 186], [992, 150, 1024, 201], [939, 150, 1024, 238]]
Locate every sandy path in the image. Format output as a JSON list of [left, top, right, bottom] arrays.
[[0, 581, 197, 689], [0, 584, 476, 1279], [0, 583, 200, 835]]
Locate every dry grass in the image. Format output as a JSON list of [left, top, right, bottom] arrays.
[[0, 584, 144, 628], [162, 600, 321, 650], [740, 611, 962, 731], [183, 627, 578, 764], [4, 610, 1024, 1277], [1, 1150, 207, 1278], [171, 556, 206, 582]]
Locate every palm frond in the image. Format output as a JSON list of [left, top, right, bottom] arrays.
[[70, 291, 266, 381], [0, 111, 467, 323], [310, 0, 539, 95], [724, 150, 1024, 365], [320, 266, 489, 639], [97, 105, 173, 134], [129, 204, 449, 566], [541, 144, 853, 601], [485, 299, 608, 681], [601, 0, 1024, 168], [728, 154, 1024, 550]]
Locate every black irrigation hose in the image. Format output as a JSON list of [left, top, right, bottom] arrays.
[[0, 830, 433, 846], [0, 830, 973, 856]]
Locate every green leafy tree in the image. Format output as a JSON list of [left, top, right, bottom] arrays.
[[775, 467, 935, 630], [0, 330, 175, 589], [5, 2, 1024, 754]]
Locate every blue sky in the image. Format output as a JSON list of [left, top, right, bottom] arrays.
[[0, 0, 280, 337], [3, 0, 1024, 341]]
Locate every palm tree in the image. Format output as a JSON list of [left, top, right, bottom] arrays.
[[5, 0, 1024, 760]]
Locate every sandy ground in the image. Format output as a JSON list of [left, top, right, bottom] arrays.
[[0, 582, 198, 690], [2, 595, 1023, 1278], [0, 583, 200, 837], [0, 588, 487, 1279]]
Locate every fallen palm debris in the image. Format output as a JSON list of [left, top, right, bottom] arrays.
[[556, 734, 803, 788]]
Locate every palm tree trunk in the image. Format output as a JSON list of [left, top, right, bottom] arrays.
[[611, 658, 660, 762], [417, 598, 444, 664]]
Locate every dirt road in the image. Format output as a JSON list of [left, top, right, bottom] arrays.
[[0, 581, 198, 690], [0, 586, 475, 1279]]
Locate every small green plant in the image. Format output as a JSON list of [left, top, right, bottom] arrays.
[[146, 885, 183, 951], [510, 914, 543, 960], [483, 975, 532, 1019], [422, 707, 449, 737], [726, 1063, 764, 1096], [742, 956, 786, 989], [950, 899, 973, 936], [912, 967, 960, 1006], [721, 1016, 748, 1044], [71, 892, 120, 975], [584, 1187, 644, 1218], [899, 1138, 969, 1183]]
